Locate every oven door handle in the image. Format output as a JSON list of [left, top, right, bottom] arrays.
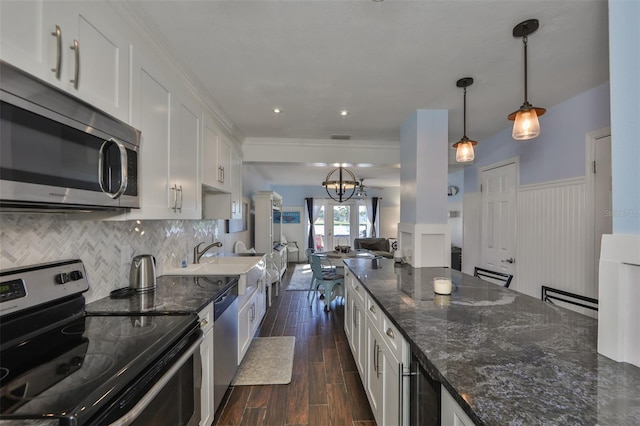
[[107, 335, 203, 426]]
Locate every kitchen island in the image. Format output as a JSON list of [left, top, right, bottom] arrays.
[[343, 257, 640, 425]]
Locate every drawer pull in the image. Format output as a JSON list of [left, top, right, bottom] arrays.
[[200, 318, 209, 327], [369, 305, 376, 313], [386, 328, 395, 339]]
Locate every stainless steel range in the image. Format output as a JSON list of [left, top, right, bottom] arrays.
[[0, 259, 202, 425]]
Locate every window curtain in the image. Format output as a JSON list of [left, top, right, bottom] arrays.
[[371, 197, 379, 237], [305, 198, 322, 250], [305, 198, 314, 249], [365, 199, 374, 237]]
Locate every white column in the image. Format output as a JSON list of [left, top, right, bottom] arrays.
[[398, 110, 451, 267]]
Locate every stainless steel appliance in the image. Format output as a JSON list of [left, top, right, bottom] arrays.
[[0, 260, 201, 425], [409, 351, 441, 425], [129, 254, 157, 293], [0, 61, 140, 211], [213, 283, 239, 413]]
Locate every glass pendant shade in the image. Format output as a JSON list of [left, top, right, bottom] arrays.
[[509, 19, 545, 141], [452, 77, 477, 164], [455, 140, 475, 162], [511, 108, 541, 140]]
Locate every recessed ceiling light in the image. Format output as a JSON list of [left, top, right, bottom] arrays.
[[273, 108, 282, 114], [340, 110, 349, 116]]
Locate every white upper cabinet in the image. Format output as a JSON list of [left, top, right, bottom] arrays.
[[230, 147, 243, 220], [170, 96, 201, 219], [217, 136, 232, 192], [202, 114, 244, 220], [128, 53, 171, 219], [128, 49, 201, 220], [0, 1, 129, 121], [202, 122, 221, 189]]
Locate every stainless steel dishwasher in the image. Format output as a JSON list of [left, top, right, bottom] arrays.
[[213, 283, 239, 413]]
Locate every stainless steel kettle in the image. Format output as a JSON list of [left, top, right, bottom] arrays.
[[129, 254, 156, 293]]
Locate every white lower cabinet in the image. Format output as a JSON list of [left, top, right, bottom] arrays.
[[441, 385, 474, 426], [344, 269, 408, 426], [237, 278, 266, 365], [198, 302, 214, 426], [366, 315, 403, 426]]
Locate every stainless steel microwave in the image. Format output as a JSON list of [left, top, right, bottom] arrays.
[[0, 61, 141, 211]]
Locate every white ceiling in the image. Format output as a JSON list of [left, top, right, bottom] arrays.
[[127, 0, 609, 188]]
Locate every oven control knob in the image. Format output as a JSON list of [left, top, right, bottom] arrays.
[[55, 273, 70, 284], [70, 356, 84, 368], [57, 363, 71, 375], [69, 270, 84, 281]]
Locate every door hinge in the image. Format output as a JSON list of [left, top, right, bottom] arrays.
[[592, 161, 596, 174]]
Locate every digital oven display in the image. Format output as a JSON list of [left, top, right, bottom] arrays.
[[0, 279, 27, 303]]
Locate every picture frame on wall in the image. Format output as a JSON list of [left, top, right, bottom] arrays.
[[281, 211, 300, 224]]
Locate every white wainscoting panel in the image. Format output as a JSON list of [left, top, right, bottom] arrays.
[[516, 177, 594, 316], [462, 192, 481, 276]]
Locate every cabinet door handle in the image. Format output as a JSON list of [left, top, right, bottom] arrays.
[[69, 39, 79, 89], [369, 304, 376, 313], [51, 25, 62, 79], [353, 304, 357, 327], [200, 318, 209, 327], [386, 328, 395, 339], [178, 185, 183, 212], [373, 339, 377, 373], [376, 343, 382, 379], [171, 184, 178, 212]]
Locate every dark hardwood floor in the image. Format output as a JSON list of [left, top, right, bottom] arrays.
[[213, 265, 376, 426]]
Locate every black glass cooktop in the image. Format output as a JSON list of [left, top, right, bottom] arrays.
[[0, 311, 198, 424]]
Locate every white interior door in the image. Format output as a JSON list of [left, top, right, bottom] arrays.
[[480, 162, 517, 278]]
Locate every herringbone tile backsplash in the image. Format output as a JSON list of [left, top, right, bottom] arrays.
[[0, 214, 229, 303]]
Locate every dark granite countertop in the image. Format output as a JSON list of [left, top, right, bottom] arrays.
[[343, 258, 640, 425], [86, 275, 238, 315]]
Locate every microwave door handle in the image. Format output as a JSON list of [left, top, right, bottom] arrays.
[[99, 138, 129, 199]]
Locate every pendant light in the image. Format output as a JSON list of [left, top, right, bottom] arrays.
[[508, 18, 546, 140], [322, 166, 360, 202], [452, 77, 478, 163]]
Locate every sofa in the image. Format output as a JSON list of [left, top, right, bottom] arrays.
[[353, 238, 394, 259]]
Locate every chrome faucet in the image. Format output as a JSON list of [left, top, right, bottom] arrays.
[[193, 241, 223, 264]]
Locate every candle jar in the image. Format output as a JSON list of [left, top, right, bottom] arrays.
[[433, 277, 453, 295]]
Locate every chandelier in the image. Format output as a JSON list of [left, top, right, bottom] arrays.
[[322, 166, 360, 203]]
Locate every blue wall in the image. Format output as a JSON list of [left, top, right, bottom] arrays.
[[464, 83, 610, 191], [609, 0, 640, 235]]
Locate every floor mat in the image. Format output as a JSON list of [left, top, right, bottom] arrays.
[[231, 336, 295, 386]]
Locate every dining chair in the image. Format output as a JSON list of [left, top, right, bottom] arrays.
[[473, 267, 513, 288], [282, 235, 300, 263], [309, 254, 344, 311], [305, 247, 315, 263]]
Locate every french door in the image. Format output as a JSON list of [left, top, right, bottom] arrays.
[[313, 201, 371, 251]]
